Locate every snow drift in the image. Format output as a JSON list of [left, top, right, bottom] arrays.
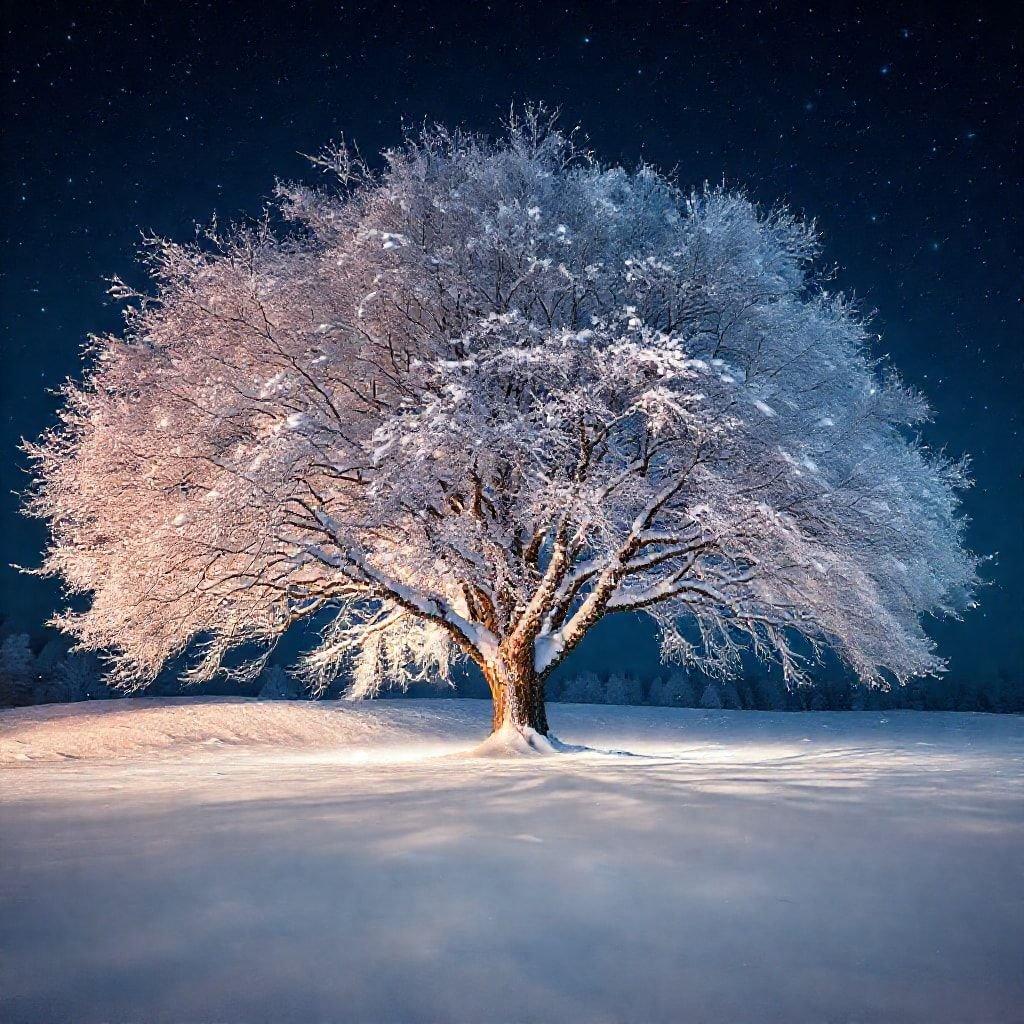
[[0, 696, 483, 764]]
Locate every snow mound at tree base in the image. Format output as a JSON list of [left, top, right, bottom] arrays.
[[467, 722, 589, 757]]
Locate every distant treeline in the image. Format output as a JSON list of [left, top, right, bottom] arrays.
[[1, 626, 1020, 713], [544, 668, 1023, 713]]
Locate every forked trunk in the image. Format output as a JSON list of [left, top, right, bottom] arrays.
[[484, 643, 548, 735]]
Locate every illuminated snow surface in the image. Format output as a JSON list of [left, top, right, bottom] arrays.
[[1, 698, 1021, 1024]]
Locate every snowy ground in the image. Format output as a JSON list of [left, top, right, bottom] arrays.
[[1, 698, 1021, 1024]]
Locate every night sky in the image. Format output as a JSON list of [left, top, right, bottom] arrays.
[[1, 1, 1020, 684]]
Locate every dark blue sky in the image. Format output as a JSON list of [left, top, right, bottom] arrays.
[[1, 0, 1020, 683]]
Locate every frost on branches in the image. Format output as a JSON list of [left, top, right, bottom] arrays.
[[25, 109, 978, 735]]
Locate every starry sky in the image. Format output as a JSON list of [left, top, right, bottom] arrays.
[[1, 0, 1020, 684]]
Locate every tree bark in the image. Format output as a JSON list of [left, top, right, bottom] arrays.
[[484, 643, 549, 735]]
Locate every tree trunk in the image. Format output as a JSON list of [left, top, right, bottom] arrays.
[[484, 644, 549, 735]]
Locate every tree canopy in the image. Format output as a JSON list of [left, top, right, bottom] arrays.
[[26, 108, 978, 732]]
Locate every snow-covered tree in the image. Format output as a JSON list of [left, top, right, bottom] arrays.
[[36, 638, 67, 677], [258, 664, 301, 700], [700, 682, 723, 710], [605, 672, 643, 705], [25, 108, 978, 737], [646, 676, 665, 705], [808, 689, 829, 711], [60, 651, 106, 702], [652, 671, 695, 707], [0, 633, 36, 706], [750, 670, 788, 711], [561, 670, 604, 704], [543, 673, 563, 701], [719, 677, 742, 710]]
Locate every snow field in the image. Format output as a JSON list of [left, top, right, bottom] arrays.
[[1, 698, 1021, 1023]]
